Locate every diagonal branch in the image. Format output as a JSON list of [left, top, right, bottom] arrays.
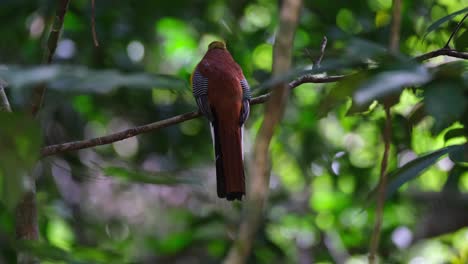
[[0, 80, 12, 112], [444, 13, 468, 48], [16, 4, 71, 263], [314, 36, 328, 69], [414, 47, 468, 61], [30, 0, 71, 116], [40, 74, 341, 157], [91, 0, 99, 47]]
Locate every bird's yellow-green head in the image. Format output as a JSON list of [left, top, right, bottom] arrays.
[[208, 41, 227, 50]]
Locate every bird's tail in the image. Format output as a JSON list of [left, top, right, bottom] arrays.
[[212, 120, 245, 201]]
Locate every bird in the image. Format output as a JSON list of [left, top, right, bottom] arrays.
[[191, 41, 251, 201]]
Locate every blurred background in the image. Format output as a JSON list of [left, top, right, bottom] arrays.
[[0, 0, 467, 263]]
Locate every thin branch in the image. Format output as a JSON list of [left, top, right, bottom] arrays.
[[369, 106, 392, 263], [0, 80, 12, 112], [224, 0, 303, 263], [42, 111, 199, 156], [91, 0, 99, 47], [314, 36, 328, 69], [389, 0, 402, 52], [30, 0, 71, 116], [288, 74, 343, 90], [414, 48, 468, 61], [41, 74, 341, 157], [444, 13, 468, 48], [369, 0, 400, 262]]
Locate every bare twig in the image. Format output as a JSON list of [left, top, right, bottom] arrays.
[[314, 36, 328, 69], [30, 0, 71, 116], [0, 80, 12, 112], [414, 48, 468, 61], [224, 0, 303, 263], [444, 13, 468, 48], [42, 111, 200, 156], [91, 0, 99, 47], [41, 74, 341, 157]]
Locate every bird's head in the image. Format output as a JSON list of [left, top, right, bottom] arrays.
[[208, 41, 227, 50]]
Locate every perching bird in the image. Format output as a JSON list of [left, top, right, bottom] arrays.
[[191, 41, 251, 201]]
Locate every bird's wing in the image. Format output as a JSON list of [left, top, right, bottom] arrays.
[[239, 78, 251, 125], [191, 68, 214, 121]]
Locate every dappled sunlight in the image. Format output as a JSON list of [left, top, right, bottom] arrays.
[[26, 13, 45, 39], [127, 40, 145, 63], [108, 118, 139, 158]]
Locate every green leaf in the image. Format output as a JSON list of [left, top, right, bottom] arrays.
[[345, 38, 388, 60], [431, 61, 468, 79], [17, 240, 122, 263], [444, 128, 466, 142], [0, 203, 14, 234], [352, 65, 430, 111], [154, 231, 194, 255], [454, 29, 468, 51], [319, 63, 430, 116], [103, 166, 198, 185], [0, 112, 41, 210], [425, 7, 468, 36], [0, 65, 187, 93], [386, 144, 465, 198], [449, 144, 468, 165], [423, 81, 467, 134]]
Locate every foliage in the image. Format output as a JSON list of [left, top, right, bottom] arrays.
[[0, 0, 467, 263]]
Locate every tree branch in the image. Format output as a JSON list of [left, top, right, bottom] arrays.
[[30, 0, 71, 116], [314, 36, 328, 69], [0, 80, 12, 112], [389, 0, 402, 52], [369, 106, 393, 263], [91, 0, 99, 47], [15, 3, 71, 263], [414, 48, 468, 61], [224, 0, 303, 263], [444, 13, 468, 48], [40, 74, 341, 157], [369, 0, 399, 262]]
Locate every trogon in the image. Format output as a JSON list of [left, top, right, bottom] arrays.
[[191, 41, 251, 201]]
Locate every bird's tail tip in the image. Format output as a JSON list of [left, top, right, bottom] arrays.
[[225, 192, 244, 201]]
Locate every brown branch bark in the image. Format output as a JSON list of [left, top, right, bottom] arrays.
[[223, 0, 303, 263], [414, 48, 468, 61], [369, 0, 400, 262], [30, 0, 71, 116], [369, 106, 392, 264], [444, 13, 468, 48], [314, 36, 328, 69], [389, 0, 401, 52], [41, 74, 341, 157], [0, 80, 12, 112], [15, 2, 71, 264], [91, 0, 99, 47]]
